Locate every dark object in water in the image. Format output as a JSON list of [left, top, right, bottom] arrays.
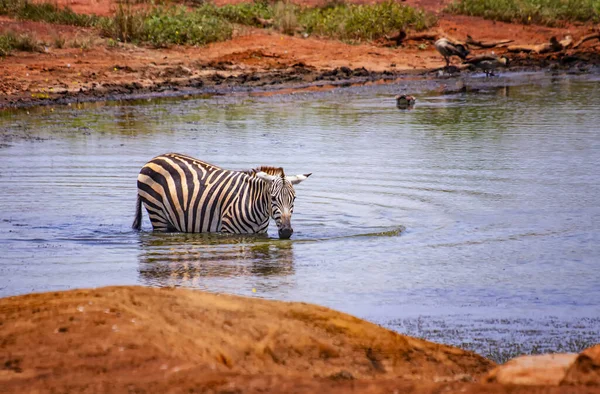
[[395, 95, 416, 109]]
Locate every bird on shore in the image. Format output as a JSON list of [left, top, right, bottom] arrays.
[[395, 95, 416, 109], [435, 38, 470, 67], [464, 54, 510, 76]]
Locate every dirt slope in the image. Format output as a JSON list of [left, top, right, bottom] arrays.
[[2, 286, 600, 393], [0, 286, 491, 391]]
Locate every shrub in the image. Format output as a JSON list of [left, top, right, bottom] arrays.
[[300, 0, 436, 42], [446, 0, 600, 26], [99, 5, 233, 46], [0, 31, 39, 56], [143, 6, 233, 47], [1, 0, 436, 46], [215, 0, 273, 26], [273, 1, 299, 35], [0, 0, 99, 26], [99, 3, 147, 43]]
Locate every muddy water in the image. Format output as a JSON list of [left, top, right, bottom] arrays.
[[2, 73, 600, 359]]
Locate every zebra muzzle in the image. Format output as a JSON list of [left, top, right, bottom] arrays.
[[278, 226, 293, 239]]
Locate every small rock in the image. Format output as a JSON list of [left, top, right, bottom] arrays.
[[561, 344, 600, 386], [482, 353, 578, 386]]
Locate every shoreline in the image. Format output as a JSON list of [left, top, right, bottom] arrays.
[[2, 7, 599, 110], [2, 53, 599, 110]]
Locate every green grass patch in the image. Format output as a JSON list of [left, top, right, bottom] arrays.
[[446, 0, 600, 26], [299, 0, 436, 41], [214, 0, 273, 26], [99, 4, 233, 46], [142, 5, 233, 46], [0, 0, 99, 26], [99, 0, 436, 44], [0, 31, 39, 56], [1, 0, 435, 47]]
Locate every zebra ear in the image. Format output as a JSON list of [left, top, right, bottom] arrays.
[[256, 171, 278, 183], [286, 173, 312, 185]]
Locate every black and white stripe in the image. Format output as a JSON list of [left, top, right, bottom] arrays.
[[132, 153, 310, 239]]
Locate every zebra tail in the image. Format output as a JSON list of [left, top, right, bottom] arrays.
[[132, 194, 142, 231]]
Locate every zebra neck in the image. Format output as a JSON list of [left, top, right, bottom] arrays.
[[252, 179, 271, 226], [228, 177, 270, 233]]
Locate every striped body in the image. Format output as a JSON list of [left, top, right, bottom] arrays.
[[133, 153, 311, 238]]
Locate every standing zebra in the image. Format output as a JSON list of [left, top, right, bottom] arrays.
[[132, 153, 311, 239]]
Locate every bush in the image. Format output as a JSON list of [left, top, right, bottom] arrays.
[[0, 31, 39, 56], [273, 1, 299, 35], [99, 3, 147, 43], [143, 6, 233, 47], [0, 0, 99, 26], [1, 0, 436, 46], [215, 0, 273, 26], [446, 0, 600, 26], [300, 0, 436, 42], [99, 5, 233, 46]]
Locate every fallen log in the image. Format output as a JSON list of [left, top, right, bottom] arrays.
[[466, 35, 513, 48], [381, 30, 445, 46], [384, 30, 407, 45], [573, 32, 600, 49], [254, 16, 273, 27], [404, 32, 439, 42], [560, 35, 573, 49], [507, 43, 547, 53], [507, 36, 567, 54]]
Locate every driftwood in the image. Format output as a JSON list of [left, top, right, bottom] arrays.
[[382, 31, 440, 46], [573, 32, 600, 49], [464, 54, 502, 62], [466, 35, 513, 48], [254, 17, 273, 27], [507, 36, 570, 54], [384, 31, 407, 45], [560, 35, 573, 49], [404, 32, 440, 42], [507, 43, 546, 53]]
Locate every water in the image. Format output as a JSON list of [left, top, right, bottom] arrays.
[[1, 73, 600, 359]]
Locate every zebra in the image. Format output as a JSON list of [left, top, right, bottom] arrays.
[[132, 153, 311, 239]]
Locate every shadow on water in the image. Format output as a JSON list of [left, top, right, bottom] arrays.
[[137, 232, 295, 288]]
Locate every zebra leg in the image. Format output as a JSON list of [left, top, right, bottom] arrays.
[[142, 201, 177, 232]]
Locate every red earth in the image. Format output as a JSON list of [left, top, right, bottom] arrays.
[[1, 0, 598, 106]]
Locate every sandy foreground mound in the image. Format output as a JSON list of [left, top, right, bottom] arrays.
[[0, 286, 598, 393]]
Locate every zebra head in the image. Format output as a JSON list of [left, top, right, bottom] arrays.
[[256, 171, 311, 239]]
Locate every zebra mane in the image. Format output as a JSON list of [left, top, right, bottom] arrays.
[[245, 166, 285, 178]]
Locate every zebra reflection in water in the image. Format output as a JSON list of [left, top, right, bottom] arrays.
[[137, 233, 295, 288]]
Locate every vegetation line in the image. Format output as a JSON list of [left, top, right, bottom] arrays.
[[446, 0, 600, 26], [0, 0, 436, 52]]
